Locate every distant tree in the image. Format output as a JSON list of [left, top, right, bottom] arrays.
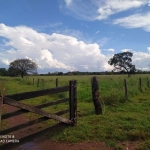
[[137, 69, 142, 74], [0, 68, 8, 76], [108, 51, 136, 77], [57, 72, 63, 75], [9, 59, 38, 78]]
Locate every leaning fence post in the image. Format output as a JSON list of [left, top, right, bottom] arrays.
[[139, 77, 142, 91], [56, 78, 58, 87], [69, 80, 77, 125], [124, 79, 128, 99], [91, 76, 102, 115]]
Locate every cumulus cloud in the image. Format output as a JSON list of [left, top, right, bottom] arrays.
[[147, 47, 150, 54], [132, 50, 150, 70], [118, 48, 150, 71], [114, 12, 150, 32], [0, 24, 113, 73], [1, 24, 150, 73], [59, 0, 149, 21]]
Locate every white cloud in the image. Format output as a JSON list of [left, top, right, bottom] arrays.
[[96, 0, 147, 20], [38, 22, 63, 28], [56, 28, 83, 40], [20, 37, 34, 46], [65, 0, 72, 6], [121, 49, 133, 52], [0, 24, 112, 73], [114, 12, 150, 32], [107, 48, 115, 52], [59, 0, 149, 21], [96, 37, 108, 47], [103, 48, 115, 52], [95, 30, 100, 34], [147, 47, 150, 53]]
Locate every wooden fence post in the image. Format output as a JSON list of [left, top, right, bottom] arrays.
[[37, 79, 39, 87], [147, 77, 149, 88], [33, 78, 34, 85], [139, 77, 142, 91], [0, 96, 3, 128], [42, 79, 44, 89], [69, 80, 77, 125], [56, 78, 58, 87], [73, 80, 77, 125], [91, 76, 102, 115], [124, 79, 128, 99]]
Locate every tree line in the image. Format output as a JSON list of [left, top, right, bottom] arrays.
[[1, 68, 148, 77], [0, 52, 149, 78]]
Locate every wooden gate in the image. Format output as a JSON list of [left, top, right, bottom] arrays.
[[0, 80, 77, 148]]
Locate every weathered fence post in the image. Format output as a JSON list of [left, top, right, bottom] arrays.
[[37, 79, 39, 87], [56, 78, 58, 87], [33, 78, 34, 85], [69, 80, 77, 125], [42, 79, 44, 89], [91, 76, 102, 115], [124, 79, 128, 99], [147, 77, 149, 88], [0, 96, 3, 128], [139, 77, 142, 91]]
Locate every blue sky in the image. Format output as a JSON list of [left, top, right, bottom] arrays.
[[0, 0, 150, 73]]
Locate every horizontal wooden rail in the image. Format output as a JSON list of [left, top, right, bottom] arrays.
[[5, 86, 69, 101], [2, 98, 69, 119], [0, 109, 69, 135], [4, 97, 72, 124]]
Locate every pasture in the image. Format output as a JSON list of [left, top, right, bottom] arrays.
[[0, 74, 150, 149]]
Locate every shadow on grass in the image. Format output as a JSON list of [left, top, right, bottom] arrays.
[[0, 123, 69, 150]]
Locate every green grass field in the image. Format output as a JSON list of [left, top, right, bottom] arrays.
[[0, 74, 150, 149]]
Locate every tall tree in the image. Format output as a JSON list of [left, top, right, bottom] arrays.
[[108, 51, 136, 77], [9, 59, 38, 78], [8, 66, 21, 77]]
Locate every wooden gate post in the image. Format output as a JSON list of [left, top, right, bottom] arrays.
[[69, 80, 77, 125], [91, 76, 102, 115], [124, 79, 128, 99]]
